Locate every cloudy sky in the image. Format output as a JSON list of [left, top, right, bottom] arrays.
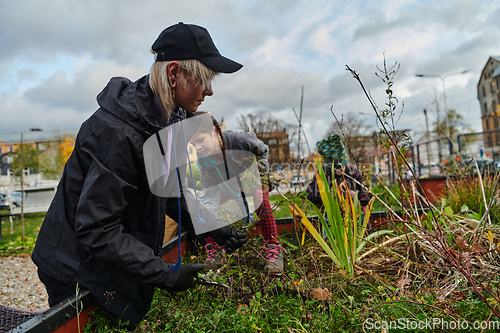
[[1, 0, 499, 154]]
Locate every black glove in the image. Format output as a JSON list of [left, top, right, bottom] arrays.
[[207, 225, 248, 253], [169, 264, 205, 293]]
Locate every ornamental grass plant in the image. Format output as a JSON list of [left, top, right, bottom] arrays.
[[288, 158, 395, 278], [446, 169, 500, 224]]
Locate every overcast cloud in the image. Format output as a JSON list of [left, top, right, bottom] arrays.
[[1, 0, 499, 153]]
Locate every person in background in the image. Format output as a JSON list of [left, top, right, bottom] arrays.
[[189, 111, 285, 275], [306, 133, 370, 215], [32, 22, 247, 330]]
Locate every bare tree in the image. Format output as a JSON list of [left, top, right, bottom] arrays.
[[432, 109, 466, 137], [326, 113, 375, 164], [238, 111, 298, 164], [238, 111, 287, 134]]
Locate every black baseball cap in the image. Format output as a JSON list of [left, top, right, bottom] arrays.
[[151, 22, 243, 74]]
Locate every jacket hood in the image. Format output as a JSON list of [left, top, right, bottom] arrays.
[[96, 75, 159, 137]]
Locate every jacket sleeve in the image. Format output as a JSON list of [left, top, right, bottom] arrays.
[[344, 165, 370, 207], [196, 157, 222, 210], [306, 174, 320, 206], [224, 130, 269, 171], [306, 165, 332, 208], [197, 183, 222, 211], [74, 127, 178, 289]]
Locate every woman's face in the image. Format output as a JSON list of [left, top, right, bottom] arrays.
[[174, 70, 213, 113], [190, 129, 220, 156]]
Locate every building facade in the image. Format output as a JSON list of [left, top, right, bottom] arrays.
[[477, 56, 500, 160], [0, 128, 78, 176], [259, 130, 291, 168]]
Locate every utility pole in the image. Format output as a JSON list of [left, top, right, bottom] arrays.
[[424, 109, 432, 176], [292, 108, 311, 158], [20, 133, 25, 243], [435, 101, 443, 173], [415, 70, 469, 154], [297, 86, 304, 160]]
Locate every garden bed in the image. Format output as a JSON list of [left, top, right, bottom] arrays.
[[30, 224, 498, 332], [3, 170, 500, 333]]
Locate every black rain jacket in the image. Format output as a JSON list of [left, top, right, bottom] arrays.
[[31, 74, 202, 328]]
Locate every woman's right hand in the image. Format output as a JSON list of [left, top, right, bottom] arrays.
[[169, 264, 205, 292]]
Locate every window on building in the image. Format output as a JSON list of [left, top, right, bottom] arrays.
[[9, 147, 13, 152], [485, 102, 488, 114], [268, 139, 277, 145], [494, 101, 498, 115], [483, 85, 486, 96], [492, 83, 495, 93], [486, 119, 490, 130]]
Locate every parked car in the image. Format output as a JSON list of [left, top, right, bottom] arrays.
[[417, 163, 440, 177], [464, 158, 496, 173], [290, 175, 307, 186], [10, 192, 22, 207], [0, 193, 9, 210]]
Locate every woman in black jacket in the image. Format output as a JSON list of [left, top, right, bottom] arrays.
[[32, 22, 247, 330]]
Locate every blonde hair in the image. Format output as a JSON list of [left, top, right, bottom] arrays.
[[149, 55, 219, 122]]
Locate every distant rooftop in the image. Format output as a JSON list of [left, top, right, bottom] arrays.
[[0, 128, 79, 144], [493, 63, 500, 79]]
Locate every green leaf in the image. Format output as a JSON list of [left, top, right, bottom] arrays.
[[460, 205, 469, 212], [444, 206, 454, 216], [356, 230, 397, 253], [441, 198, 447, 207], [278, 236, 297, 250]]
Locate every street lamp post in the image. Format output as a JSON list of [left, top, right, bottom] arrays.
[[415, 70, 470, 140]]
